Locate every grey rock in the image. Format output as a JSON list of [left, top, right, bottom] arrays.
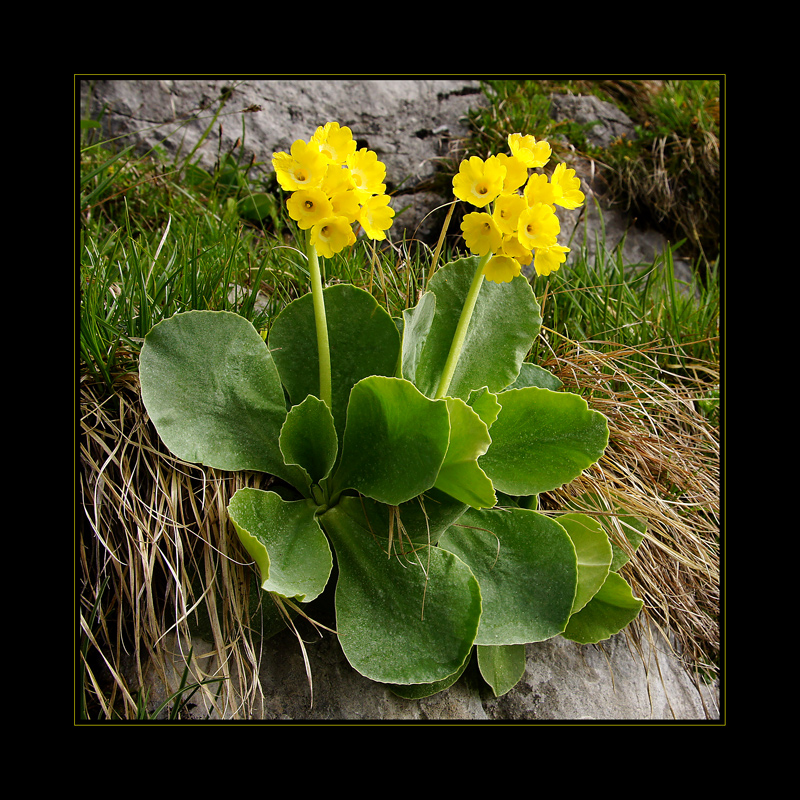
[[549, 93, 638, 148], [80, 77, 485, 241], [558, 190, 697, 293], [146, 621, 718, 722]]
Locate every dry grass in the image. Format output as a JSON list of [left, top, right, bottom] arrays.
[[540, 332, 720, 678], [78, 332, 719, 720], [79, 373, 278, 720]]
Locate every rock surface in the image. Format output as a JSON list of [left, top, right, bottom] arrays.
[[141, 576, 719, 722], [80, 77, 485, 241], [148, 620, 718, 722]]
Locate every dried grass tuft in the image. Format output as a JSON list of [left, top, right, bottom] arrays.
[[79, 374, 279, 720]]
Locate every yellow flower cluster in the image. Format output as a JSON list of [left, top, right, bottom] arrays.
[[453, 133, 585, 282], [272, 122, 395, 257]]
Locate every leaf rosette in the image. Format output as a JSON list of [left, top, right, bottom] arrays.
[[137, 125, 643, 697]]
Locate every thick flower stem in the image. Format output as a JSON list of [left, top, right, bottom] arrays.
[[435, 252, 491, 399], [307, 235, 333, 409]]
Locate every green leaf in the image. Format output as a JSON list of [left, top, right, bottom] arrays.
[[562, 571, 644, 645], [228, 488, 333, 603], [400, 289, 437, 386], [477, 644, 526, 697], [320, 503, 482, 686], [439, 507, 578, 646], [434, 397, 496, 509], [466, 387, 502, 429], [408, 257, 542, 400], [138, 310, 303, 487], [565, 493, 647, 572], [609, 513, 646, 572], [333, 492, 467, 549], [504, 361, 563, 391], [479, 387, 609, 496], [557, 513, 613, 614], [279, 395, 338, 488], [268, 284, 401, 441], [388, 652, 472, 699], [331, 376, 451, 506], [237, 192, 280, 224]]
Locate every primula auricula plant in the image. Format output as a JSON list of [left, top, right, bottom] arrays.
[[139, 123, 644, 699]]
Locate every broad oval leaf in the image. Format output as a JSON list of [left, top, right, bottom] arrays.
[[439, 506, 578, 646], [557, 512, 613, 614], [504, 361, 562, 391], [228, 488, 332, 603], [331, 376, 450, 506], [321, 503, 482, 686], [138, 310, 303, 486], [279, 395, 338, 487], [479, 387, 609, 496], [434, 397, 496, 509], [409, 257, 542, 400], [562, 571, 644, 645], [268, 284, 401, 441], [566, 493, 647, 572], [477, 644, 526, 698], [400, 289, 437, 386], [467, 386, 502, 429]]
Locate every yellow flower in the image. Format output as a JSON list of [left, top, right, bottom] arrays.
[[495, 153, 529, 193], [272, 139, 327, 191], [508, 133, 551, 169], [320, 163, 360, 222], [461, 212, 503, 256], [533, 244, 570, 276], [320, 162, 355, 196], [286, 187, 334, 230], [497, 234, 532, 267], [358, 194, 395, 240], [550, 162, 585, 209], [483, 254, 521, 284], [523, 172, 556, 208], [312, 122, 357, 165], [452, 155, 506, 207], [492, 192, 527, 236], [346, 148, 387, 202], [517, 203, 560, 250], [311, 216, 356, 258], [330, 189, 361, 223]]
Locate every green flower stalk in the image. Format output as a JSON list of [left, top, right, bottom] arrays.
[[306, 234, 333, 408], [435, 251, 490, 399], [272, 122, 395, 409], [436, 134, 586, 399]]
